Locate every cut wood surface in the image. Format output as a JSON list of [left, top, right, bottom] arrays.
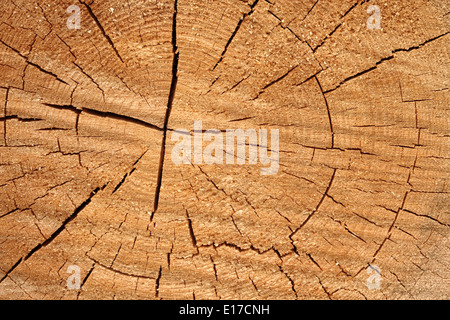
[[0, 0, 449, 300]]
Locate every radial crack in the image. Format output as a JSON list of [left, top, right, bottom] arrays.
[[152, 0, 179, 219], [0, 184, 107, 284], [79, 1, 124, 63], [212, 0, 259, 71]]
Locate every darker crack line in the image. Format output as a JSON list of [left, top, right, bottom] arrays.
[[303, 0, 319, 21], [351, 210, 383, 228], [391, 31, 449, 54], [400, 82, 431, 104], [70, 80, 79, 107], [325, 195, 374, 238], [3, 87, 9, 146], [390, 272, 414, 298], [37, 127, 71, 131], [152, 0, 179, 220], [403, 209, 449, 227], [0, 208, 20, 220], [315, 76, 335, 148], [76, 262, 95, 299], [395, 226, 418, 241], [196, 165, 233, 200], [23, 184, 108, 262], [283, 170, 316, 185], [197, 241, 275, 256], [0, 258, 23, 284], [327, 213, 367, 243], [249, 276, 260, 296], [54, 33, 77, 61], [342, 1, 360, 19], [324, 32, 449, 94], [275, 209, 293, 225], [220, 73, 252, 95], [112, 149, 148, 194], [251, 64, 300, 100], [336, 261, 352, 277], [411, 189, 450, 193], [79, 1, 124, 63], [3, 166, 46, 184], [289, 169, 337, 251], [36, 3, 54, 32], [185, 177, 200, 202], [0, 115, 43, 122], [286, 0, 319, 27], [228, 116, 255, 123], [72, 62, 105, 101], [185, 208, 198, 249], [212, 0, 260, 71], [307, 253, 323, 270], [279, 265, 298, 299], [0, 39, 69, 86], [42, 103, 163, 132], [313, 1, 371, 53], [195, 165, 263, 221], [243, 196, 260, 218], [42, 103, 81, 135], [313, 22, 342, 53], [80, 108, 163, 131], [0, 184, 107, 284], [31, 179, 74, 204], [371, 191, 410, 261], [230, 210, 245, 238], [295, 70, 323, 87], [170, 235, 284, 259], [267, 9, 310, 48], [27, 34, 38, 57], [26, 61, 70, 86], [324, 55, 394, 95], [86, 254, 158, 281], [316, 276, 332, 300], [166, 244, 173, 270], [155, 266, 162, 298], [110, 244, 122, 267]]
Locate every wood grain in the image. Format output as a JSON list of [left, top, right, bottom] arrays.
[[0, 0, 448, 300]]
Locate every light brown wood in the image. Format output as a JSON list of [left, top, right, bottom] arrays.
[[0, 0, 448, 300]]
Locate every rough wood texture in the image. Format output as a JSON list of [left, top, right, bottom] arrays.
[[0, 0, 448, 300]]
